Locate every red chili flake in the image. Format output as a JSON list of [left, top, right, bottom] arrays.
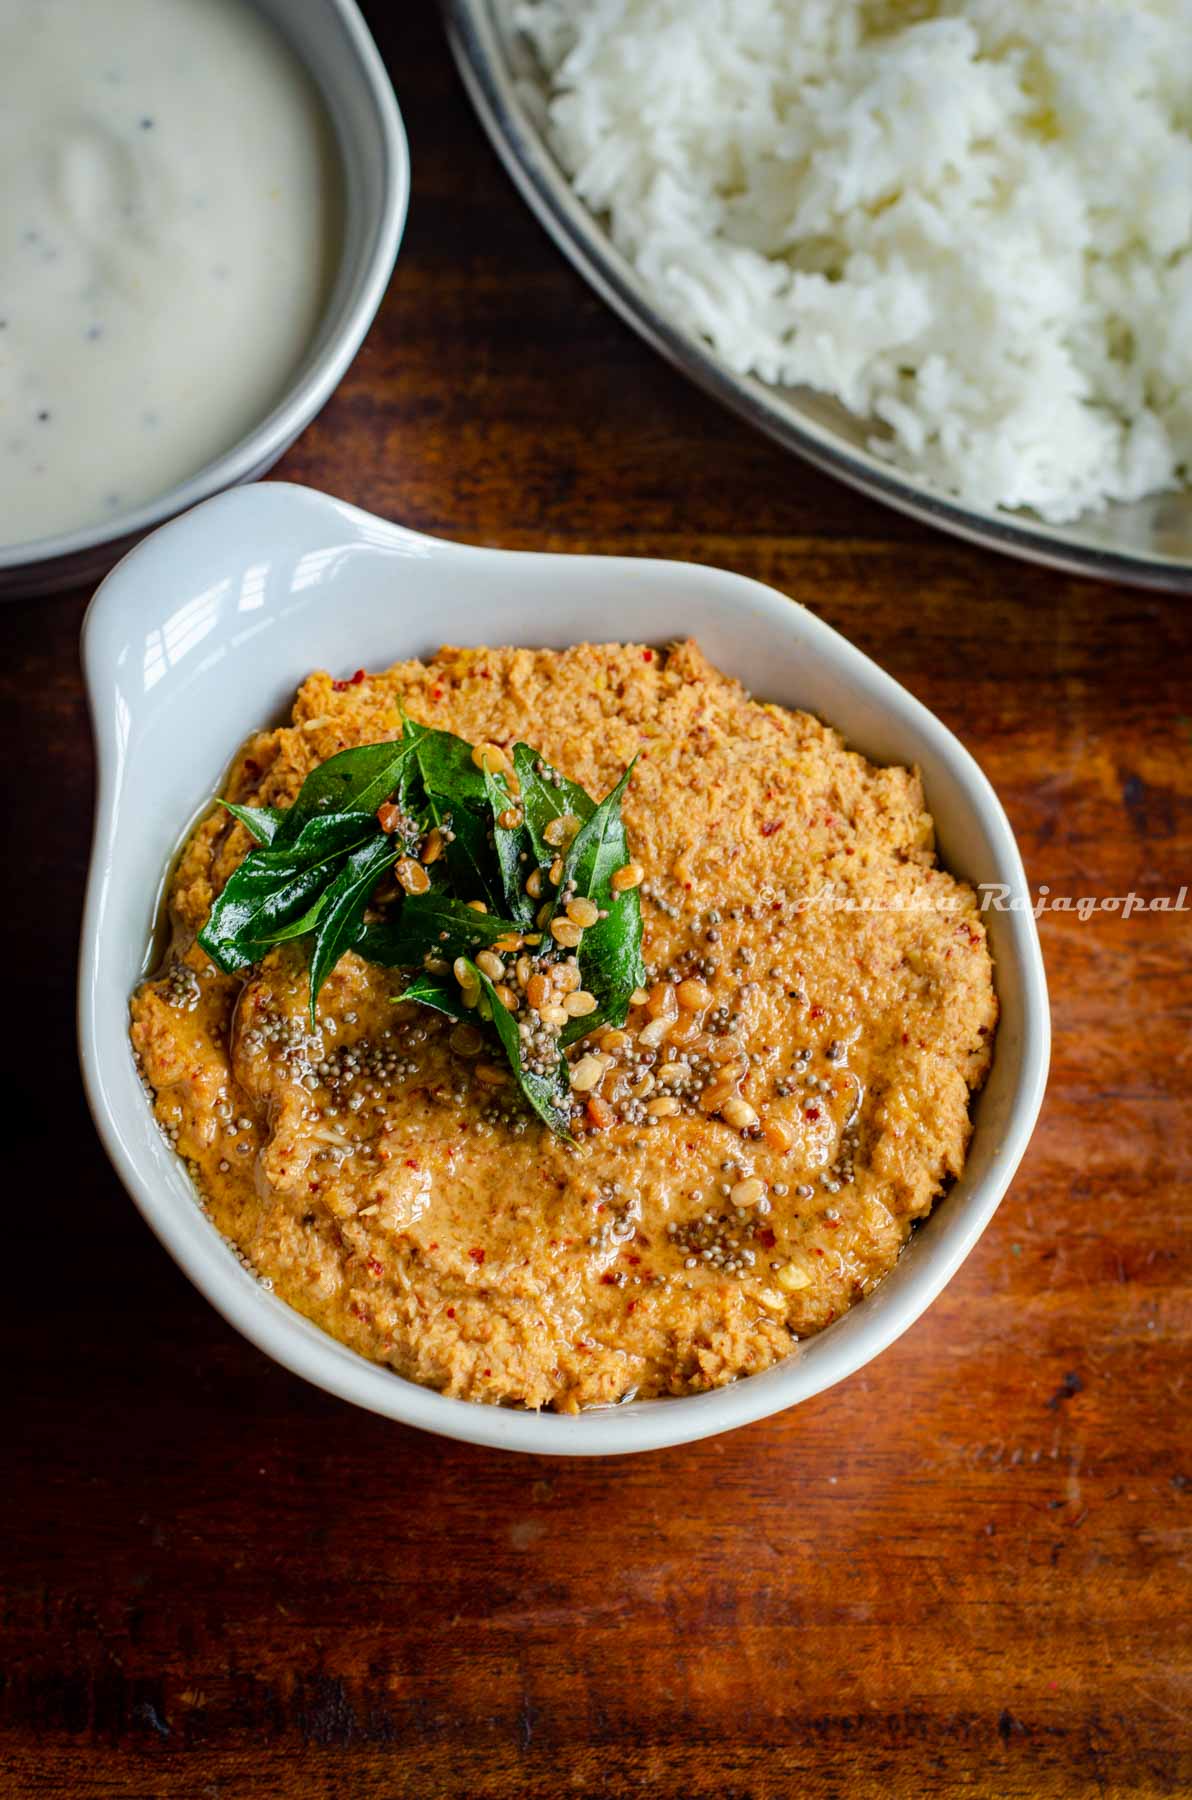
[[642, 648, 654, 662], [810, 1005, 824, 1019], [351, 668, 365, 685], [367, 1257, 384, 1277], [445, 1307, 456, 1319], [760, 821, 782, 837], [468, 1247, 485, 1265], [480, 669, 492, 681], [332, 679, 348, 692], [405, 1159, 419, 1170], [805, 1106, 821, 1121], [601, 1273, 617, 1285], [757, 1227, 777, 1249], [626, 1254, 641, 1265], [901, 1032, 909, 1044], [814, 1247, 826, 1257], [483, 1368, 492, 1377], [431, 685, 444, 700], [627, 1301, 638, 1315]]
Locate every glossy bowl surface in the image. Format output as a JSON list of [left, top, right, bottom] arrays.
[[80, 481, 1049, 1454], [0, 0, 408, 600], [445, 0, 1192, 592]]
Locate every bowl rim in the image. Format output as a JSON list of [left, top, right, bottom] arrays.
[[78, 481, 1051, 1455], [444, 0, 1192, 594], [0, 0, 409, 580]]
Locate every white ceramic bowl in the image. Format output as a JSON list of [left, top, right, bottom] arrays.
[[79, 482, 1049, 1455], [0, 0, 408, 600]]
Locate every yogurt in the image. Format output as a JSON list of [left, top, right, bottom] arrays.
[[0, 0, 339, 547]]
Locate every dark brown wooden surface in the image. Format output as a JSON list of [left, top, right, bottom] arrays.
[[3, 9, 1190, 1796]]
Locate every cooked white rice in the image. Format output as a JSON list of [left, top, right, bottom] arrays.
[[516, 0, 1192, 523]]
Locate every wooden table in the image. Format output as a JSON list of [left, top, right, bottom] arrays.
[[4, 10, 1189, 1796]]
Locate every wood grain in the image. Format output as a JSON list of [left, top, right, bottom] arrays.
[[2, 8, 1189, 1796]]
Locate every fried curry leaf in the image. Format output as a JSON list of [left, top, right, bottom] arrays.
[[198, 812, 380, 972], [512, 743, 595, 867], [199, 865, 329, 972], [219, 800, 281, 845], [480, 762, 536, 926], [560, 898, 646, 1046], [553, 760, 637, 907], [398, 713, 505, 911], [257, 894, 330, 945], [200, 741, 418, 976], [305, 834, 398, 1025], [396, 972, 472, 1021], [271, 738, 414, 849], [399, 712, 488, 811], [465, 961, 576, 1144], [358, 894, 522, 967], [550, 760, 645, 1043], [399, 963, 575, 1143]]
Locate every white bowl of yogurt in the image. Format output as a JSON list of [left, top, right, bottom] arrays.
[[0, 0, 408, 599]]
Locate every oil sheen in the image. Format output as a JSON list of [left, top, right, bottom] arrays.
[[0, 0, 339, 547]]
